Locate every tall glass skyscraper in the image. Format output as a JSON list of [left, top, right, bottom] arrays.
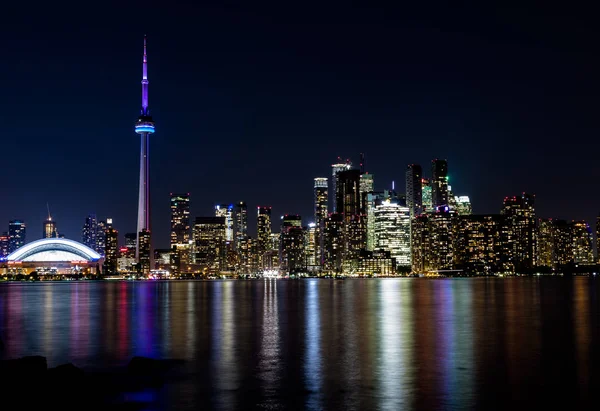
[[82, 214, 98, 251], [215, 204, 234, 242], [314, 177, 328, 266], [234, 201, 248, 250], [257, 206, 272, 259], [374, 199, 411, 267], [431, 159, 449, 208], [405, 164, 423, 217], [331, 158, 351, 213]]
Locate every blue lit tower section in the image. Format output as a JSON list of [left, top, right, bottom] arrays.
[[134, 36, 155, 265]]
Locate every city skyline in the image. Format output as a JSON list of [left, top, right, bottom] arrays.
[[1, 3, 598, 248]]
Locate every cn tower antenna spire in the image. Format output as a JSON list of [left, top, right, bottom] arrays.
[[141, 34, 149, 116]]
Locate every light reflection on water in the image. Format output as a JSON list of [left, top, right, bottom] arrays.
[[0, 278, 598, 410]]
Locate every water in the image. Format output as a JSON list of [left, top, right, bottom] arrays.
[[0, 277, 598, 410]]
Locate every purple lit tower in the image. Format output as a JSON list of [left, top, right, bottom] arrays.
[[134, 36, 155, 272]]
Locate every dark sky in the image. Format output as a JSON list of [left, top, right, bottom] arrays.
[[1, 1, 598, 248]]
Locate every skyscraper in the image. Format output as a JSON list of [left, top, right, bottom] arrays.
[[331, 158, 352, 212], [215, 204, 234, 242], [374, 198, 411, 267], [431, 159, 449, 208], [305, 223, 317, 268], [280, 215, 304, 275], [571, 220, 594, 265], [359, 173, 374, 196], [124, 233, 137, 259], [170, 193, 191, 268], [406, 164, 423, 217], [104, 218, 119, 274], [257, 206, 272, 257], [336, 169, 362, 217], [336, 169, 366, 265], [501, 193, 536, 273], [134, 36, 155, 266], [454, 196, 473, 215], [314, 177, 328, 266], [323, 213, 344, 274], [97, 220, 107, 256], [194, 217, 226, 275], [421, 178, 433, 212], [234, 201, 248, 250], [430, 206, 455, 270], [455, 214, 503, 274], [82, 214, 98, 251], [43, 213, 57, 239]]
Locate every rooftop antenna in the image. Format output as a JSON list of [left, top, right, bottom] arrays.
[[46, 203, 52, 221], [360, 153, 365, 173], [392, 181, 395, 191]]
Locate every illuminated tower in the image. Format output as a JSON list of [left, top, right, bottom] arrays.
[[331, 158, 351, 212], [134, 35, 155, 272]]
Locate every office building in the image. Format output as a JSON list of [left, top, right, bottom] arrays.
[[336, 169, 362, 217], [215, 204, 234, 242], [138, 229, 151, 274], [82, 214, 98, 251], [454, 196, 472, 215], [43, 214, 57, 239], [331, 158, 352, 212], [359, 173, 374, 199], [124, 233, 137, 259], [154, 249, 171, 270], [431, 159, 449, 208], [406, 164, 423, 217], [96, 220, 106, 256], [194, 216, 226, 275], [429, 206, 455, 271], [170, 193, 191, 268], [8, 220, 26, 254], [305, 223, 317, 269], [411, 215, 431, 273], [314, 177, 328, 267], [356, 249, 396, 277], [374, 198, 411, 268], [421, 178, 432, 213]]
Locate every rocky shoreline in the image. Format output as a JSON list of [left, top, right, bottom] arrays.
[[0, 355, 184, 409]]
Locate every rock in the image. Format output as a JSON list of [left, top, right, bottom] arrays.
[[0, 355, 47, 378], [48, 363, 85, 382], [127, 356, 183, 376]]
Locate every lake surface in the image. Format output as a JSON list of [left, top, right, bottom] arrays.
[[1, 278, 599, 410]]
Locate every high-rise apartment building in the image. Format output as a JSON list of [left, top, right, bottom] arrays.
[[194, 216, 226, 275], [501, 193, 536, 273], [411, 215, 431, 273], [215, 204, 234, 242], [429, 207, 455, 271], [336, 169, 362, 217], [138, 229, 152, 274], [431, 159, 449, 208], [406, 164, 423, 217], [337, 169, 366, 262], [571, 221, 594, 265], [374, 198, 411, 267], [359, 173, 374, 198], [454, 215, 503, 273], [331, 158, 352, 212], [323, 213, 344, 274], [124, 233, 137, 259], [82, 214, 98, 251], [104, 218, 118, 274], [234, 201, 248, 250], [257, 206, 272, 266], [280, 215, 304, 274], [305, 223, 317, 268]]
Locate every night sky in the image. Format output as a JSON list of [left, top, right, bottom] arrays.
[[1, 2, 598, 248]]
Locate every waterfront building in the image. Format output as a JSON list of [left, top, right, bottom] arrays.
[[406, 164, 423, 217], [1, 238, 102, 276], [305, 223, 318, 270], [430, 206, 455, 271], [170, 193, 191, 269], [104, 219, 118, 274], [331, 158, 352, 212], [431, 159, 449, 208], [374, 198, 411, 268], [8, 220, 26, 253], [501, 193, 536, 273], [356, 249, 396, 277], [154, 248, 171, 270], [215, 204, 234, 242], [238, 237, 259, 275], [536, 218, 555, 268], [257, 206, 272, 256], [134, 36, 155, 263], [82, 214, 97, 251], [455, 214, 503, 274], [280, 215, 305, 275], [314, 177, 328, 266], [194, 216, 226, 275], [411, 215, 431, 273], [323, 213, 345, 274], [571, 220, 594, 265], [138, 229, 151, 274]]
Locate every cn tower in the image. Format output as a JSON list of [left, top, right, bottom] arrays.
[[134, 35, 155, 264]]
